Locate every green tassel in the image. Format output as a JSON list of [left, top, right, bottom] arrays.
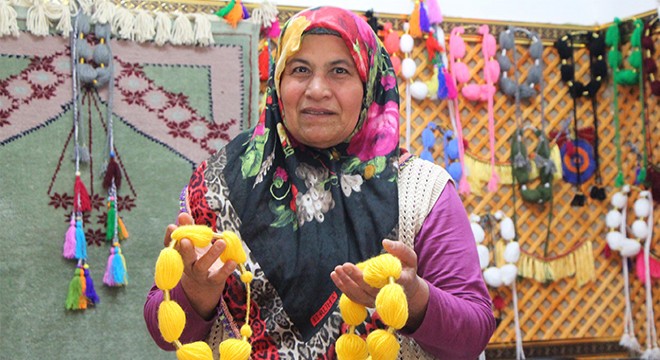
[[615, 70, 639, 85], [637, 167, 647, 185], [605, 18, 620, 47], [629, 50, 642, 69], [65, 268, 83, 310], [630, 19, 642, 47], [615, 171, 624, 188], [215, 0, 235, 17], [608, 49, 622, 69], [106, 205, 116, 241]]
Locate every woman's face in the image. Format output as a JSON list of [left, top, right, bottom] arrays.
[[279, 34, 364, 149]]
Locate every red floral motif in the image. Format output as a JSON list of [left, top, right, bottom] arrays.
[[91, 194, 106, 211], [85, 227, 106, 247], [116, 195, 136, 212], [49, 192, 73, 210], [166, 120, 192, 139]]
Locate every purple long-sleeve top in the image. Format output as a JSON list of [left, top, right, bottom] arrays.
[[144, 183, 495, 359]]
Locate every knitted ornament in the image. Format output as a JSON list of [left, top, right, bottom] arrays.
[[335, 253, 408, 360], [497, 27, 543, 100], [555, 31, 608, 201], [154, 225, 253, 360], [642, 19, 660, 96]]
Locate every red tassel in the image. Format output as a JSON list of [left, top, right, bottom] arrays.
[[259, 42, 269, 81], [425, 32, 443, 62], [103, 153, 121, 190], [74, 173, 91, 212]]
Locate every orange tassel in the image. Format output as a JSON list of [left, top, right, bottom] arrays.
[[118, 216, 129, 241], [78, 268, 88, 309], [224, 0, 244, 28], [409, 1, 422, 38]]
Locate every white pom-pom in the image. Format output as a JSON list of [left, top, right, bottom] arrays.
[[400, 33, 414, 53], [410, 80, 429, 100], [500, 264, 518, 286], [401, 58, 417, 79], [633, 198, 651, 218], [503, 241, 520, 263], [622, 184, 631, 193], [402, 22, 410, 33], [606, 231, 624, 251], [620, 239, 641, 257], [605, 210, 623, 229], [469, 213, 481, 223], [471, 222, 485, 243], [493, 210, 504, 220], [611, 192, 627, 209], [631, 220, 648, 239], [483, 267, 503, 288], [477, 245, 489, 270], [500, 217, 515, 241]]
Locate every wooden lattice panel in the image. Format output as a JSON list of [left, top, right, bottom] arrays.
[[399, 27, 660, 350]]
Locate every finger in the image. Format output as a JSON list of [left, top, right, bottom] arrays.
[[383, 239, 417, 268], [178, 212, 194, 226], [178, 239, 198, 272], [208, 260, 238, 284], [164, 224, 177, 247], [194, 240, 226, 273]]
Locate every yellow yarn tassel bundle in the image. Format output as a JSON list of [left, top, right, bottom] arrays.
[[336, 253, 408, 360], [153, 225, 253, 360]]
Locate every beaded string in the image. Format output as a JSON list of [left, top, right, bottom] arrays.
[[335, 253, 409, 360], [155, 225, 254, 360]]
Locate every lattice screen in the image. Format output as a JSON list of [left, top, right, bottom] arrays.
[[399, 26, 660, 349]]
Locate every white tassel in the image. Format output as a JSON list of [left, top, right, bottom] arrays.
[[153, 10, 170, 46], [92, 0, 115, 25], [478, 351, 486, 360], [642, 348, 660, 360], [55, 0, 72, 36], [111, 6, 134, 40], [0, 0, 20, 37], [77, 0, 92, 15], [250, 0, 278, 28], [132, 9, 154, 43], [26, 0, 51, 36], [170, 12, 194, 46], [193, 13, 213, 46], [511, 281, 526, 360], [642, 192, 659, 358]]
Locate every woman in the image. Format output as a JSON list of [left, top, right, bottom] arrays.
[[144, 6, 495, 359]]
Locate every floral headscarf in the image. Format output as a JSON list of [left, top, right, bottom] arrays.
[[188, 6, 400, 341]]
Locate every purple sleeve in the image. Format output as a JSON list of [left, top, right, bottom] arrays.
[[406, 183, 496, 359], [144, 282, 218, 350]]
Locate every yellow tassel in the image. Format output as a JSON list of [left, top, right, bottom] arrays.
[[366, 329, 400, 360], [517, 241, 594, 286], [155, 247, 184, 291], [176, 341, 213, 360], [218, 338, 251, 360], [362, 254, 402, 289], [219, 231, 246, 263], [158, 300, 185, 343], [336, 333, 369, 360], [224, 0, 243, 28], [170, 225, 213, 247], [408, 1, 422, 38], [117, 216, 129, 240], [339, 293, 368, 326], [375, 283, 408, 330]]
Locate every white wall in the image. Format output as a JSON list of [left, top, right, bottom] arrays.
[[244, 0, 659, 26]]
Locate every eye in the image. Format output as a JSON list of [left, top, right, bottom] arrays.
[[333, 67, 349, 75], [291, 66, 309, 74]]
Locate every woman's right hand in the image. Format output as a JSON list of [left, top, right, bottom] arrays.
[[164, 212, 238, 320]]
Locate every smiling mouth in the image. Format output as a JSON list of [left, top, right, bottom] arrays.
[[302, 108, 335, 115]]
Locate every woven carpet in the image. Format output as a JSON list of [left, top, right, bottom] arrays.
[[0, 19, 259, 359]]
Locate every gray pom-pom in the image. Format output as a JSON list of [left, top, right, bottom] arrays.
[[529, 39, 543, 59], [78, 144, 90, 164], [76, 40, 92, 61], [77, 63, 97, 85], [93, 44, 111, 67], [95, 67, 112, 88], [497, 53, 511, 71], [95, 23, 112, 42], [526, 65, 542, 84], [77, 14, 91, 35], [500, 77, 517, 96], [499, 29, 515, 50], [519, 84, 537, 99]]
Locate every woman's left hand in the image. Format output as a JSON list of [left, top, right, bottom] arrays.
[[330, 239, 429, 330]]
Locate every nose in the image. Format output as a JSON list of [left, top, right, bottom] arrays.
[[305, 74, 330, 99]]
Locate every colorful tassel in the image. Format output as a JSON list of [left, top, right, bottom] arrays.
[[408, 1, 422, 38], [73, 172, 91, 212], [84, 264, 100, 305], [215, 0, 235, 17], [266, 20, 280, 39], [75, 219, 87, 260], [63, 214, 77, 259], [425, 32, 443, 63], [78, 265, 88, 309], [106, 197, 116, 241], [103, 152, 121, 190], [258, 41, 270, 81], [103, 247, 117, 286], [223, 0, 244, 28], [117, 215, 129, 241], [419, 0, 430, 33], [65, 268, 83, 310], [111, 245, 128, 285], [425, 0, 443, 24]]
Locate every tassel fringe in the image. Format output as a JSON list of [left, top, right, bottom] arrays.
[[517, 240, 595, 286]]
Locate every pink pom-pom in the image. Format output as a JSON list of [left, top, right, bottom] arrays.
[[487, 172, 500, 192], [266, 20, 280, 39], [391, 56, 401, 76]]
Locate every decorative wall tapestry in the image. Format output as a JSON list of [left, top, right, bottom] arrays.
[[0, 18, 259, 358]]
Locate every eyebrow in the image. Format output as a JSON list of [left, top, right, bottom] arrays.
[[287, 58, 355, 68]]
